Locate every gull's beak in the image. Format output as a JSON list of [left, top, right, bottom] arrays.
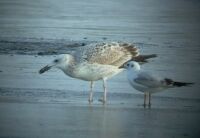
[[39, 65, 52, 74], [119, 64, 125, 69]]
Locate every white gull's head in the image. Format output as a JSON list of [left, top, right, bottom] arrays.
[[123, 61, 140, 71]]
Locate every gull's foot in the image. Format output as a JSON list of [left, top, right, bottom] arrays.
[[88, 99, 93, 103], [98, 98, 106, 104], [148, 103, 151, 108], [143, 104, 146, 108]]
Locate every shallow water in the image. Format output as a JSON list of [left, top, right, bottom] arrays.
[[0, 0, 200, 137], [0, 102, 200, 138]]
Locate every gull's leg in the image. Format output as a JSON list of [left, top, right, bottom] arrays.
[[88, 81, 94, 103], [98, 78, 107, 104], [102, 78, 107, 104], [148, 92, 151, 108], [143, 93, 147, 108]]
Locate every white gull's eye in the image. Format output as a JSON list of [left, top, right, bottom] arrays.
[[54, 59, 59, 63], [131, 64, 134, 67]]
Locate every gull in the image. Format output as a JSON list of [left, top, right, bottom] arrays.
[[122, 61, 194, 107], [39, 42, 156, 104]]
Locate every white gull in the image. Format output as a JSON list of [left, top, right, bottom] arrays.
[[122, 61, 194, 107], [39, 42, 156, 104]]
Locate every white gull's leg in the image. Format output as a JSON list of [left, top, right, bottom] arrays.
[[144, 93, 147, 108], [148, 93, 151, 107], [88, 81, 94, 103]]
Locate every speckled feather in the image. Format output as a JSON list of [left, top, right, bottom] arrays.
[[73, 42, 139, 67]]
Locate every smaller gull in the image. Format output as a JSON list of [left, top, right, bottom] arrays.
[[122, 61, 194, 107], [39, 42, 156, 104]]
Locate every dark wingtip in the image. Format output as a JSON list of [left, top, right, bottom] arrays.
[[148, 54, 157, 58], [173, 82, 194, 87], [132, 54, 157, 63], [165, 78, 195, 87]]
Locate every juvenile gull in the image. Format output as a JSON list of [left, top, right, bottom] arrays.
[[122, 61, 194, 107], [39, 42, 156, 104]]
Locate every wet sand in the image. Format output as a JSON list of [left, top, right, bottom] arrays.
[[0, 0, 200, 138], [0, 102, 200, 138]]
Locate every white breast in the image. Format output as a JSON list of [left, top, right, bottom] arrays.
[[65, 63, 122, 81]]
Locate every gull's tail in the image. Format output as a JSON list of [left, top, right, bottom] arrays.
[[164, 78, 194, 87], [132, 54, 157, 63]]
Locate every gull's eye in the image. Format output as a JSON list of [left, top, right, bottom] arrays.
[[127, 63, 130, 66], [131, 64, 134, 67], [54, 59, 59, 63]]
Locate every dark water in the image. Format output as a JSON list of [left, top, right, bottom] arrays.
[[0, 0, 200, 138]]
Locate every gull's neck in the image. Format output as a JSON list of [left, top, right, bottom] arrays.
[[59, 54, 76, 76], [131, 63, 141, 71]]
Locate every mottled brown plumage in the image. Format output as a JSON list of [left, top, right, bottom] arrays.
[[73, 42, 139, 67]]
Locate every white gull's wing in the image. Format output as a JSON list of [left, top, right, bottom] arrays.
[[134, 72, 164, 88], [73, 42, 139, 67]]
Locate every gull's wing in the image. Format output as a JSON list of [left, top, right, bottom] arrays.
[[73, 42, 139, 67], [134, 72, 164, 88]]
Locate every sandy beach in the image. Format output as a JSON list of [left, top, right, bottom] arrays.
[[0, 0, 200, 138]]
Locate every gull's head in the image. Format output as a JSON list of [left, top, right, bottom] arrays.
[[39, 54, 70, 74], [123, 61, 140, 71]]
